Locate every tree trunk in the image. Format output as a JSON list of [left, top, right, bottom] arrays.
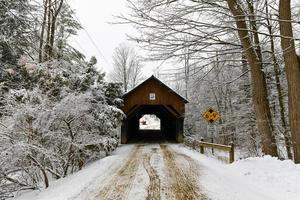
[[49, 0, 64, 59], [279, 0, 300, 163], [241, 53, 259, 154], [265, 1, 292, 159], [49, 16, 56, 59], [124, 66, 127, 92], [45, 0, 52, 61], [39, 0, 48, 63], [226, 0, 278, 156], [246, 0, 262, 62], [184, 48, 190, 99]]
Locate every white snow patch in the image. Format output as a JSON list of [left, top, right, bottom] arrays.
[[171, 144, 300, 200], [14, 145, 135, 200]]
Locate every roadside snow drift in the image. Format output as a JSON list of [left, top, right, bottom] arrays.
[[14, 145, 135, 200], [172, 145, 300, 200]]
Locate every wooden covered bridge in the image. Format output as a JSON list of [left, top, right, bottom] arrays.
[[121, 75, 188, 143]]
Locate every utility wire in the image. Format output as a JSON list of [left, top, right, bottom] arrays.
[[73, 14, 112, 68], [0, 1, 50, 59], [1, 1, 90, 67], [72, 38, 88, 56]]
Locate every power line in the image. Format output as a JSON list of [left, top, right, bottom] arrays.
[[28, 0, 92, 60], [2, 0, 112, 73], [29, 0, 112, 68], [0, 1, 50, 58], [1, 1, 89, 67], [72, 38, 88, 56], [73, 14, 112, 68]]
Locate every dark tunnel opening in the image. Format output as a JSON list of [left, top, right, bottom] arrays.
[[124, 105, 178, 143]]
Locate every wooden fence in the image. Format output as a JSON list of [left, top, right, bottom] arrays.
[[184, 137, 235, 163]]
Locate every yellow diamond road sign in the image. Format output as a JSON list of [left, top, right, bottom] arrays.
[[202, 108, 220, 124]]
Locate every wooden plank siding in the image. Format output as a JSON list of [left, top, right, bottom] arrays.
[[123, 76, 186, 115]]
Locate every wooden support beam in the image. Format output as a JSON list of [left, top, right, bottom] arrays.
[[199, 141, 232, 152]]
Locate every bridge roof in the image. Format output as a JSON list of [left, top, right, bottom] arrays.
[[123, 75, 189, 103]]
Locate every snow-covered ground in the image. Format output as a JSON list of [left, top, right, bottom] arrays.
[[172, 145, 300, 200], [14, 145, 135, 200], [14, 144, 300, 200]]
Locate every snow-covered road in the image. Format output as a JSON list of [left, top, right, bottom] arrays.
[[90, 144, 208, 200], [15, 143, 300, 200]]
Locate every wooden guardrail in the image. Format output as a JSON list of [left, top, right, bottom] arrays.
[[184, 137, 235, 163], [199, 138, 234, 163]]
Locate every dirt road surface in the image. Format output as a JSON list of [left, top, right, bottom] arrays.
[[92, 144, 208, 200]]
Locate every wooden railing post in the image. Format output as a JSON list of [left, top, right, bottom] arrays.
[[200, 138, 204, 154], [229, 141, 234, 163], [211, 138, 214, 155]]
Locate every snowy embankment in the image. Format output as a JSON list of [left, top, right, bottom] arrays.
[[14, 145, 135, 200], [172, 145, 300, 200], [14, 144, 300, 200]]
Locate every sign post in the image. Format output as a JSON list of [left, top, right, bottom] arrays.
[[202, 108, 220, 154], [206, 124, 217, 137]]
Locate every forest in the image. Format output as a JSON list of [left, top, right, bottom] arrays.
[[0, 0, 124, 198], [1, 0, 300, 199], [117, 0, 300, 161]]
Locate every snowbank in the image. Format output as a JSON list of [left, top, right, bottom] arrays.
[[14, 145, 135, 200], [172, 145, 300, 200]]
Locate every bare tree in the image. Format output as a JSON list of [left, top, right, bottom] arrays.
[[279, 0, 300, 163], [109, 44, 143, 92], [39, 0, 64, 61], [226, 0, 278, 157], [39, 0, 48, 62], [265, 0, 292, 159], [120, 0, 279, 156]]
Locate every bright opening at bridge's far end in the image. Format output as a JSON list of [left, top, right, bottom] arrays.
[[139, 114, 161, 130]]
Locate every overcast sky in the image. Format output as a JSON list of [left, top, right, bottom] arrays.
[[69, 0, 156, 77]]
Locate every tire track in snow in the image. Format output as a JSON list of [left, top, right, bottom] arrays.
[[160, 144, 209, 200], [94, 145, 143, 200], [92, 144, 208, 200], [177, 152, 209, 200], [143, 147, 161, 200]]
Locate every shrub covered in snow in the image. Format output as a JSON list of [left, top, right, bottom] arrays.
[[0, 59, 124, 198]]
